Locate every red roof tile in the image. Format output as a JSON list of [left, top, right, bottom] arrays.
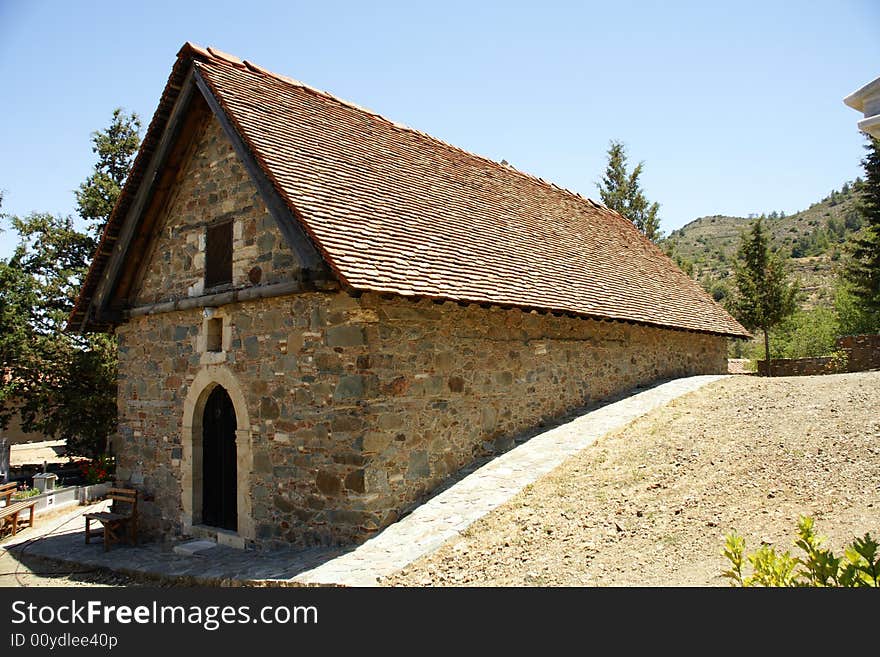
[[71, 43, 749, 338]]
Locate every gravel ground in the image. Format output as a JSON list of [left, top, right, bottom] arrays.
[[0, 552, 142, 587], [386, 372, 880, 586]]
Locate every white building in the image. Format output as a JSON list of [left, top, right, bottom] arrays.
[[845, 76, 880, 138]]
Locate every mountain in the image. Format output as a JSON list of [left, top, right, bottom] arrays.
[[662, 181, 864, 308]]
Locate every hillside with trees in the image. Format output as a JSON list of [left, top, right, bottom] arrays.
[[660, 132, 879, 365], [663, 181, 864, 310]]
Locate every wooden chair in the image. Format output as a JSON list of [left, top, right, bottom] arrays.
[[84, 487, 138, 551], [0, 482, 16, 507], [1, 498, 37, 536]]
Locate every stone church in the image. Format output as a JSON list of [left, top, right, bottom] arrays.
[[70, 43, 748, 548]]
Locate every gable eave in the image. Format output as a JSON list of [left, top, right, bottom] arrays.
[[69, 43, 334, 333], [191, 66, 331, 278], [68, 46, 200, 333]]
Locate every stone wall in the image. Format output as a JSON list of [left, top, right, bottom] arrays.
[[135, 116, 300, 306], [756, 357, 837, 377], [757, 333, 880, 376], [115, 291, 727, 547], [837, 333, 880, 371]]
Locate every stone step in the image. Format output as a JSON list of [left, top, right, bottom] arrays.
[[172, 539, 217, 556]]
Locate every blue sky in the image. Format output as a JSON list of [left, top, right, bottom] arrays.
[[1, 0, 878, 260]]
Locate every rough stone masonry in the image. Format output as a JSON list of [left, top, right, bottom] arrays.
[[113, 114, 727, 548]]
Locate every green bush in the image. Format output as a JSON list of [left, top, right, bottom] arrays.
[[835, 283, 880, 335], [723, 517, 879, 587], [770, 308, 839, 359]]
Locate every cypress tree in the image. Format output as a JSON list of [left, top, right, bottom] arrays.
[[597, 140, 662, 242], [75, 108, 142, 241], [843, 135, 880, 321], [1, 109, 141, 457], [730, 219, 798, 375]]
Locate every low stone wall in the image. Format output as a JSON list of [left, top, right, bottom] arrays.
[[756, 357, 837, 377], [3, 486, 79, 517], [838, 334, 880, 371], [757, 333, 880, 376]]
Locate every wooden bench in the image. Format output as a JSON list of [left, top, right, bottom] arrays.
[[0, 482, 17, 507], [1, 498, 37, 536], [84, 487, 138, 551]]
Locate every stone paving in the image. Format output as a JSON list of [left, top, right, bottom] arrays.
[[1, 503, 343, 585], [1, 375, 725, 586]]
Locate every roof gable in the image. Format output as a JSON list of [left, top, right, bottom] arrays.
[[68, 47, 329, 331], [71, 43, 749, 338], [130, 114, 304, 306]]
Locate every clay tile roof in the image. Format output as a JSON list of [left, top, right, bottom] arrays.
[[206, 47, 243, 66], [70, 43, 749, 338]]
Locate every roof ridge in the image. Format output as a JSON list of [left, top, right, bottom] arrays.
[[182, 42, 608, 215]]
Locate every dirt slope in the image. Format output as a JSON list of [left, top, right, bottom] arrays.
[[386, 372, 880, 586]]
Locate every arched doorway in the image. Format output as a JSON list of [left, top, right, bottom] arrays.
[[181, 366, 253, 542], [202, 386, 237, 531]]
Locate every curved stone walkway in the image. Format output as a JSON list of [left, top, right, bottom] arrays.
[[1, 375, 725, 587]]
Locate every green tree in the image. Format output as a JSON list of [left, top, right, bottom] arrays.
[[597, 140, 662, 242], [709, 280, 729, 303], [842, 134, 880, 321], [836, 282, 880, 335], [0, 195, 39, 420], [770, 308, 839, 359], [729, 219, 798, 375], [0, 109, 140, 457], [0, 213, 117, 457], [75, 108, 141, 240], [8, 213, 95, 333]]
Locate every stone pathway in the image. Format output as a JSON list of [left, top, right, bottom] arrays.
[[1, 375, 725, 586], [1, 503, 341, 586]]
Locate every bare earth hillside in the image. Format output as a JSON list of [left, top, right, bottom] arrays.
[[386, 372, 880, 586]]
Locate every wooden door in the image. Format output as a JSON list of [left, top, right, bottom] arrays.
[[202, 386, 237, 530]]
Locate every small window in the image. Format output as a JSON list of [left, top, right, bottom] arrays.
[[205, 221, 232, 288], [206, 318, 223, 352]]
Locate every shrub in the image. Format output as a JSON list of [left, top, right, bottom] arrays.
[[836, 283, 880, 335], [11, 486, 42, 501], [768, 308, 839, 359], [78, 454, 114, 485], [723, 516, 879, 587]]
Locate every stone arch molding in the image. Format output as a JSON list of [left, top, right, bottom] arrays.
[[181, 365, 254, 543]]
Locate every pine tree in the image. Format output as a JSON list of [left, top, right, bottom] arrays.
[[597, 140, 662, 242], [75, 108, 141, 240], [842, 134, 880, 323], [730, 219, 799, 376], [1, 213, 117, 457]]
